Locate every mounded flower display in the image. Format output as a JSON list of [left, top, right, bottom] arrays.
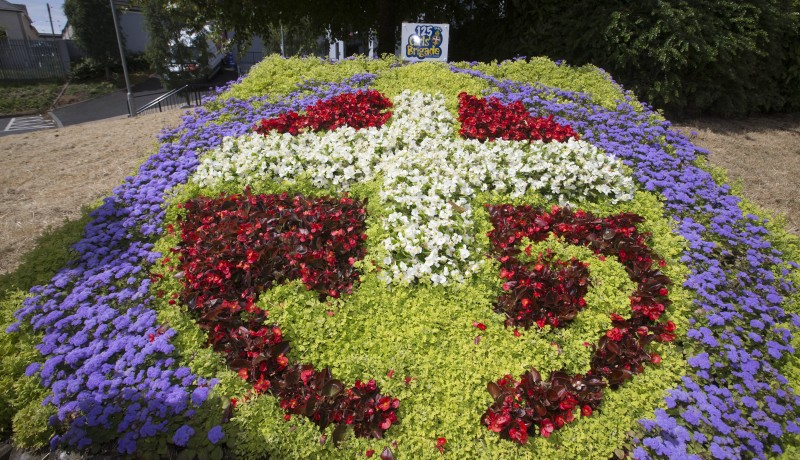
[[4, 56, 800, 459]]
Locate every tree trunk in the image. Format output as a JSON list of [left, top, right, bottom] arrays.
[[376, 0, 397, 56]]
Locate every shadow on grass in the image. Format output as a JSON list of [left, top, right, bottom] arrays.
[[0, 209, 92, 296]]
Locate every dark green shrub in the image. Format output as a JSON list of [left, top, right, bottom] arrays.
[[70, 54, 152, 82], [502, 0, 800, 116], [126, 53, 152, 73], [781, 1, 800, 108], [69, 57, 106, 81]]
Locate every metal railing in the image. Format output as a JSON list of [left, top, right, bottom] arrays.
[[237, 51, 264, 75], [134, 83, 214, 116]]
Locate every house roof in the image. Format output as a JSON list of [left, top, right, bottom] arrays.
[[0, 0, 27, 13], [0, 1, 40, 37]]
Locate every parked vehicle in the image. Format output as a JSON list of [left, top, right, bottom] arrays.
[[162, 26, 226, 86]]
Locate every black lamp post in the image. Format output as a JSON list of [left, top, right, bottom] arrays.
[[110, 0, 135, 116]]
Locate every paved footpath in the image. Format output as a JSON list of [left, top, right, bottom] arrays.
[[0, 71, 237, 136], [52, 72, 236, 127], [3, 115, 58, 132]]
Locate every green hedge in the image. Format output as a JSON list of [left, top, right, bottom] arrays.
[[499, 0, 800, 116]]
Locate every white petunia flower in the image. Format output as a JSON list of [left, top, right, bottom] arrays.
[[191, 90, 635, 285]]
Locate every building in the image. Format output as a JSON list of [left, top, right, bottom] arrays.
[[116, 1, 147, 54], [61, 1, 148, 54], [0, 0, 39, 40]]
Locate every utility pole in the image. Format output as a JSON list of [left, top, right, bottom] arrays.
[[46, 3, 56, 38], [109, 0, 135, 116]]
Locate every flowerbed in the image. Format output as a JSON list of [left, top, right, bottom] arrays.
[[173, 191, 400, 442], [2, 55, 799, 459]]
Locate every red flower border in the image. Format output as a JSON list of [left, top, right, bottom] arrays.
[[254, 90, 393, 136]]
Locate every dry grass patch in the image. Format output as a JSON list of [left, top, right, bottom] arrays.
[[673, 114, 800, 235], [0, 111, 184, 274]]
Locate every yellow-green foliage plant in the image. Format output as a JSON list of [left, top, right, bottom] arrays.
[[0, 291, 54, 448]]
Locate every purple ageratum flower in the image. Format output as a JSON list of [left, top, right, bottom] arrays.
[[687, 353, 711, 369], [681, 408, 703, 426], [117, 431, 138, 454], [191, 386, 210, 406], [710, 442, 735, 459], [766, 341, 785, 359], [139, 420, 160, 437], [740, 396, 759, 409], [633, 446, 650, 460], [207, 425, 224, 444], [172, 424, 195, 447], [24, 362, 41, 377]]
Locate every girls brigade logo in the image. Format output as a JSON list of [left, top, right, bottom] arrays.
[[401, 23, 450, 62]]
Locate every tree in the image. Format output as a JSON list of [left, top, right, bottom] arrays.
[[164, 0, 503, 56], [63, 0, 123, 79], [261, 17, 321, 57], [500, 0, 800, 115], [141, 0, 213, 88]]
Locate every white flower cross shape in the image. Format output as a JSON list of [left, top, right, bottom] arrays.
[[192, 90, 635, 285]]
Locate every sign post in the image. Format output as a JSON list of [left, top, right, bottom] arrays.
[[110, 0, 135, 116], [401, 23, 449, 62]]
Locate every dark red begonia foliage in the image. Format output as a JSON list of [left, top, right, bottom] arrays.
[[173, 190, 398, 441], [254, 90, 393, 136], [496, 251, 590, 330], [177, 190, 368, 307], [482, 204, 676, 444]]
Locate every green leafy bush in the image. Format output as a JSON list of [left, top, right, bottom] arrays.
[[69, 57, 107, 81], [0, 290, 54, 448], [502, 0, 800, 116], [459, 58, 639, 112], [219, 55, 396, 104]]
